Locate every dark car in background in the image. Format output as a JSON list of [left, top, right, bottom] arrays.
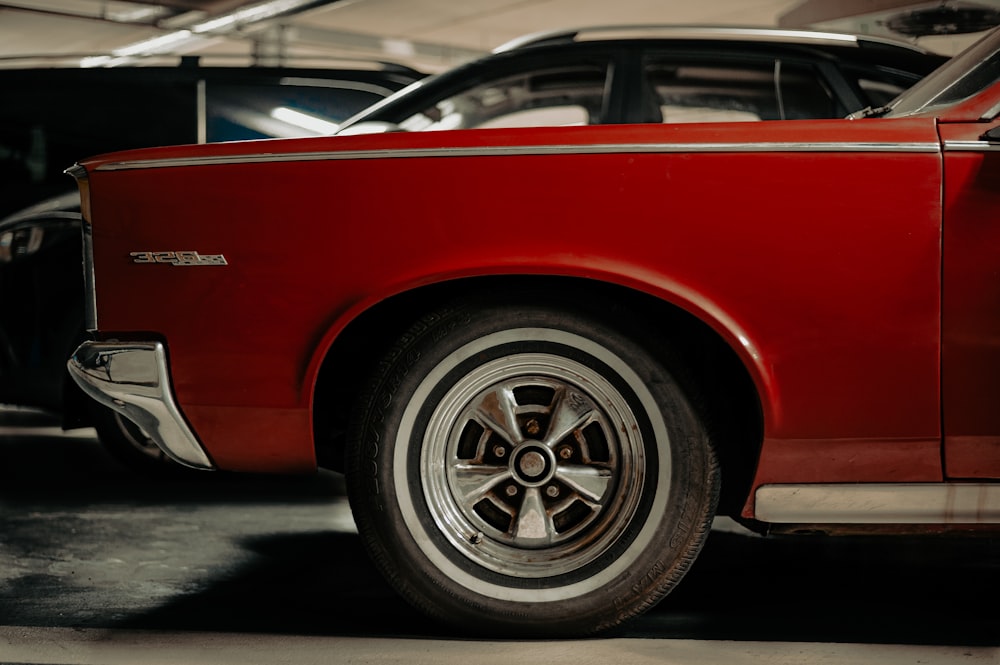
[[0, 58, 423, 473], [337, 26, 948, 133]]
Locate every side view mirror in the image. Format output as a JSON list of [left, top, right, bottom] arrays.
[[980, 126, 1000, 142]]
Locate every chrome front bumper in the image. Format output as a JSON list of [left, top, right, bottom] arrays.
[[67, 341, 214, 470]]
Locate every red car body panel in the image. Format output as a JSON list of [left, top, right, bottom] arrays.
[[940, 122, 1000, 480], [74, 109, 999, 514]]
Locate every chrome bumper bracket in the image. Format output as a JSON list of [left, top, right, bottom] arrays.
[[67, 341, 214, 470]]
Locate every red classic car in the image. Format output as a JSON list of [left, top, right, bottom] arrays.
[[66, 27, 1000, 636]]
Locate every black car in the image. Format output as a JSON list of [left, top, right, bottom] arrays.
[[0, 58, 423, 473], [337, 26, 948, 134]]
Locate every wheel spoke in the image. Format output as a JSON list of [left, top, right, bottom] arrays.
[[556, 464, 613, 503], [475, 385, 524, 445], [452, 463, 512, 507], [512, 487, 554, 546], [542, 388, 595, 448]]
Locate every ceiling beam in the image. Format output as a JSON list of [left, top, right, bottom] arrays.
[[285, 24, 486, 66], [778, 0, 938, 26]]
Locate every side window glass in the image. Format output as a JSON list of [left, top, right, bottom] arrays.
[[642, 56, 837, 122], [841, 65, 919, 108], [206, 81, 387, 141], [857, 78, 908, 107], [398, 63, 610, 131], [775, 61, 839, 119], [642, 57, 775, 123]]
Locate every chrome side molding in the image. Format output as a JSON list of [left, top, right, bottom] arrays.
[[67, 341, 214, 470], [756, 483, 1000, 524], [94, 140, 941, 172]]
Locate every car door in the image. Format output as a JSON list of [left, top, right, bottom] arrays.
[[940, 115, 1000, 479]]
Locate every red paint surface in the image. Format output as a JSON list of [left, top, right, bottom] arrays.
[[76, 111, 999, 496]]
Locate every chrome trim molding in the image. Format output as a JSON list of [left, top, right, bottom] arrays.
[[64, 163, 87, 179], [494, 25, 929, 53], [756, 483, 1000, 524], [95, 141, 942, 171], [67, 341, 214, 470], [944, 140, 1000, 152]]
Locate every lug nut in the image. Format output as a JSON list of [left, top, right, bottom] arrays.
[[525, 418, 541, 436], [505, 485, 519, 497], [545, 485, 560, 498], [493, 445, 507, 458], [558, 446, 573, 460]]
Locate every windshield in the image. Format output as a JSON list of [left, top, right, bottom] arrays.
[[888, 26, 1000, 116]]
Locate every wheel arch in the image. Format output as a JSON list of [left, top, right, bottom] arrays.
[[312, 275, 764, 516]]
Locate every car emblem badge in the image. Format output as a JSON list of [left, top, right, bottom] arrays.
[[130, 251, 228, 266]]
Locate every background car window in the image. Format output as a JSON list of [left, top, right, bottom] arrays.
[[642, 56, 837, 122], [0, 68, 417, 220], [397, 64, 609, 131], [0, 73, 196, 217], [206, 80, 392, 140]]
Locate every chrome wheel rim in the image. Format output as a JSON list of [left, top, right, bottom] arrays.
[[421, 352, 646, 578]]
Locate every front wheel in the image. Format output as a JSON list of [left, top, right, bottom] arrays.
[[346, 296, 719, 636]]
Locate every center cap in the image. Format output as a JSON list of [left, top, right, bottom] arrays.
[[518, 451, 546, 478], [511, 443, 555, 486]]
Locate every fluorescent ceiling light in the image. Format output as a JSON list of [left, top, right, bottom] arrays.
[[191, 0, 318, 33], [159, 10, 208, 29], [75, 0, 322, 64], [270, 107, 339, 135], [382, 38, 415, 58], [0, 0, 168, 22], [107, 4, 170, 22], [112, 30, 197, 56], [80, 55, 113, 68]]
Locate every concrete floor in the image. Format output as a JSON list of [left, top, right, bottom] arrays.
[[2, 406, 999, 664]]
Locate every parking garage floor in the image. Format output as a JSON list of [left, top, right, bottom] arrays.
[[2, 406, 999, 664]]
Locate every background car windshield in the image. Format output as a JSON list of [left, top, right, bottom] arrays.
[[396, 63, 610, 130]]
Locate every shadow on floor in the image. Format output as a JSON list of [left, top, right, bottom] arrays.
[[3, 408, 998, 645], [105, 525, 1000, 644]]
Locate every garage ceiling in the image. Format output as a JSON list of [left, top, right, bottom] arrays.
[[1, 0, 998, 73]]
